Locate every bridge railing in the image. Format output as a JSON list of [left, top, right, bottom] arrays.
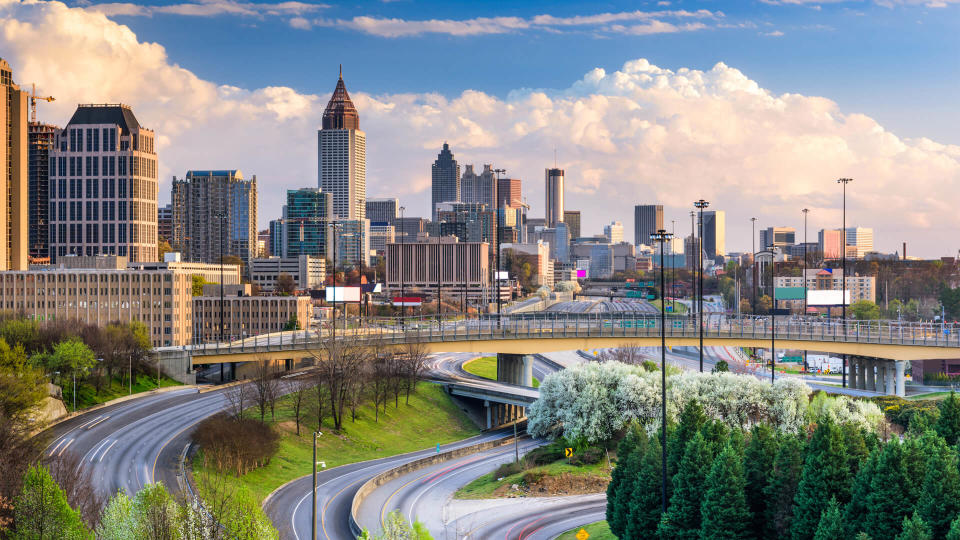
[[159, 313, 960, 360]]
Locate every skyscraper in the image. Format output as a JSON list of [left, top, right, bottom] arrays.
[[604, 221, 624, 244], [171, 170, 257, 268], [431, 142, 459, 220], [318, 67, 365, 220], [157, 203, 172, 243], [366, 197, 398, 224], [29, 122, 57, 262], [50, 104, 158, 262], [759, 226, 796, 250], [563, 210, 581, 240], [281, 188, 332, 259], [0, 59, 28, 270], [634, 204, 663, 246], [702, 210, 726, 259], [545, 168, 564, 227], [461, 164, 496, 207], [497, 177, 522, 208]]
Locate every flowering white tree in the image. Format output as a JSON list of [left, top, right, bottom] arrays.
[[528, 361, 881, 444]]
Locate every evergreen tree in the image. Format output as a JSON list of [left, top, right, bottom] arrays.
[[896, 512, 932, 540], [900, 433, 942, 507], [863, 440, 911, 539], [765, 434, 805, 539], [13, 465, 90, 540], [744, 424, 777, 538], [699, 420, 730, 456], [699, 443, 751, 540], [841, 423, 869, 477], [791, 420, 851, 540], [813, 497, 845, 540], [607, 427, 643, 538], [668, 400, 708, 487], [658, 431, 713, 540], [844, 446, 881, 537], [624, 435, 665, 540], [917, 445, 960, 538], [936, 392, 960, 446], [947, 514, 960, 540]]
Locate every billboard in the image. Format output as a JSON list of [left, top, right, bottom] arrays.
[[806, 290, 850, 306], [392, 297, 422, 307], [495, 271, 510, 280], [325, 286, 361, 303]]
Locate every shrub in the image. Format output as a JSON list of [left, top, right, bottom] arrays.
[[568, 446, 604, 466], [874, 396, 940, 432], [524, 444, 567, 466], [924, 372, 960, 385], [494, 461, 524, 478], [191, 413, 280, 476]]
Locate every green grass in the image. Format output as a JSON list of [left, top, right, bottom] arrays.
[[196, 382, 481, 503], [907, 391, 955, 401], [651, 299, 688, 314], [455, 458, 610, 499], [65, 373, 182, 410], [462, 356, 541, 388], [556, 520, 615, 540]]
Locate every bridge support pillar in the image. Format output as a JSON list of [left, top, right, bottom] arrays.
[[497, 353, 534, 387], [484, 400, 491, 430], [865, 359, 876, 392], [855, 358, 865, 390], [895, 361, 906, 397], [885, 362, 896, 395], [875, 362, 885, 393]]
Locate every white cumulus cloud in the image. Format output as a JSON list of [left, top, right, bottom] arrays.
[[0, 0, 958, 255]]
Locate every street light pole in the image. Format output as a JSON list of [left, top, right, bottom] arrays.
[[838, 178, 853, 388], [751, 217, 757, 314], [671, 219, 676, 313], [802, 208, 809, 372], [650, 229, 672, 515], [331, 221, 338, 342], [215, 211, 226, 382], [694, 199, 709, 372], [493, 168, 506, 324], [311, 431, 322, 540], [399, 206, 405, 327]]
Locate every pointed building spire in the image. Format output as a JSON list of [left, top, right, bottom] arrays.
[[322, 65, 359, 130]]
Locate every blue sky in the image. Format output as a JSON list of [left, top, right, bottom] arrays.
[[80, 0, 960, 144]]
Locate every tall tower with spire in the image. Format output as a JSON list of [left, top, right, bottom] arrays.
[[318, 66, 365, 220], [431, 142, 459, 221]]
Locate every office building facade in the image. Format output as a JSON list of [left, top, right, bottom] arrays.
[[634, 204, 663, 246], [702, 210, 725, 259], [461, 164, 497, 208], [604, 221, 624, 244], [157, 203, 172, 243], [365, 197, 398, 225], [431, 143, 460, 221], [497, 177, 522, 208], [279, 188, 333, 259], [250, 255, 325, 293], [386, 240, 490, 297], [563, 211, 581, 240], [333, 219, 370, 269], [192, 285, 311, 344], [436, 202, 495, 244], [29, 122, 57, 263], [318, 69, 365, 220], [49, 104, 158, 263], [760, 226, 796, 251], [545, 168, 564, 227], [369, 222, 395, 258], [171, 170, 257, 268], [1, 60, 29, 270]]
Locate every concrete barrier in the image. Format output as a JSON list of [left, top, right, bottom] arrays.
[[348, 435, 516, 537]]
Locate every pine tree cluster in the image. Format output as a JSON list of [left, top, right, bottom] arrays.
[[606, 394, 960, 540]]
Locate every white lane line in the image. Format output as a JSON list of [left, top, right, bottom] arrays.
[[85, 415, 110, 430], [48, 437, 68, 456], [98, 440, 118, 463], [57, 438, 74, 456], [88, 438, 112, 462]]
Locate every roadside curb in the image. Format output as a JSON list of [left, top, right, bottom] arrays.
[[348, 434, 516, 537], [35, 384, 196, 436]]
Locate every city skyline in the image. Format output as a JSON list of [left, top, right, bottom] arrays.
[[2, 1, 959, 256]]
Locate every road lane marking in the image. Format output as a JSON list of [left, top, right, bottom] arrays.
[[57, 438, 74, 456], [88, 438, 112, 462], [48, 437, 68, 456], [98, 440, 118, 463], [85, 415, 110, 429]]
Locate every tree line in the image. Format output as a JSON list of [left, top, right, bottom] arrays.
[[607, 394, 960, 540]]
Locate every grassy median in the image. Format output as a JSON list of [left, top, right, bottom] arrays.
[[462, 356, 541, 388], [557, 521, 615, 540]]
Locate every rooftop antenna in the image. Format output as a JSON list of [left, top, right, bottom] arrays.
[[339, 64, 342, 78]]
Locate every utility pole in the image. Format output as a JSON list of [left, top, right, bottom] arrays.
[[802, 208, 809, 373], [399, 207, 405, 328], [838, 178, 853, 388], [694, 199, 709, 372], [215, 211, 226, 382], [311, 431, 322, 540], [751, 217, 757, 315]]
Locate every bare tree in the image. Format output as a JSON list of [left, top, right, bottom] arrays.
[[224, 383, 253, 420], [311, 336, 367, 431], [251, 359, 280, 423], [599, 343, 647, 365], [285, 378, 310, 436], [45, 451, 107, 529], [370, 353, 392, 422], [308, 381, 326, 432], [402, 342, 430, 404]]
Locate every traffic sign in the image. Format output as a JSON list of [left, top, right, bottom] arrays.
[[564, 447, 573, 458], [576, 529, 590, 540]]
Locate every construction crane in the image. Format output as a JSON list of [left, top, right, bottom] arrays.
[[29, 83, 55, 123]]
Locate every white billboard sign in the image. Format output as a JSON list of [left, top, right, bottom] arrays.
[[806, 290, 851, 306], [495, 271, 510, 281], [325, 286, 361, 303]]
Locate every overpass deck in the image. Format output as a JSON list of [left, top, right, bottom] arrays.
[[153, 314, 960, 366]]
